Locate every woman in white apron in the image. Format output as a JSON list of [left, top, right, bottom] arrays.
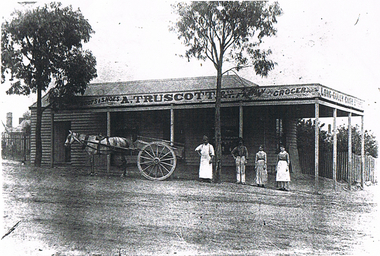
[[276, 145, 290, 191], [195, 135, 214, 182]]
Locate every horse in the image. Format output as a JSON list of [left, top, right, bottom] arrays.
[[64, 130, 134, 176]]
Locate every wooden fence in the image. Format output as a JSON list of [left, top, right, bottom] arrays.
[[299, 151, 377, 184], [1, 133, 31, 162]]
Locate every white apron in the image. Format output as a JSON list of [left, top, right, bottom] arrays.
[[195, 143, 214, 179], [276, 160, 290, 182]]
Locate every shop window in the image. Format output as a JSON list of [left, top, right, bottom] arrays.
[[222, 126, 239, 155], [210, 126, 239, 155], [276, 118, 285, 149]]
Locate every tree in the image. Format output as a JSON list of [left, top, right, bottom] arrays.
[[22, 111, 31, 120], [21, 111, 32, 135], [297, 119, 332, 154], [1, 2, 97, 166], [171, 1, 282, 182], [297, 119, 378, 158], [336, 125, 378, 158]]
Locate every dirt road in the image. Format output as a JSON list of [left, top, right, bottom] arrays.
[[1, 160, 379, 255]]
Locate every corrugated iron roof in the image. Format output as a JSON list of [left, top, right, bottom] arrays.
[[30, 75, 258, 108], [84, 75, 258, 96]]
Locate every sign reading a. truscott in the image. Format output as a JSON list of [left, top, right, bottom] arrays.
[[74, 84, 364, 111]]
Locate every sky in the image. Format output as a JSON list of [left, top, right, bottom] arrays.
[[1, 0, 379, 139]]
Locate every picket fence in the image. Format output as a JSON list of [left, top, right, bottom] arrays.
[[300, 151, 377, 184], [1, 133, 31, 162]]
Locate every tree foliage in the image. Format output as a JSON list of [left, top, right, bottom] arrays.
[[22, 111, 31, 120], [297, 119, 378, 158], [1, 2, 97, 166], [297, 119, 331, 153], [336, 125, 378, 158], [170, 1, 282, 75], [1, 2, 97, 102]]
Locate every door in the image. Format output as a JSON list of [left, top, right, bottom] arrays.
[[54, 121, 71, 164]]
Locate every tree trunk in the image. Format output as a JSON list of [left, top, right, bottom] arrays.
[[213, 65, 223, 183], [34, 85, 42, 167]]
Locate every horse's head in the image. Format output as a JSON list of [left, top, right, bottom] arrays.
[[64, 130, 75, 147]]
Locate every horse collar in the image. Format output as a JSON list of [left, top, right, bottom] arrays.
[[81, 134, 89, 149], [84, 134, 89, 144]]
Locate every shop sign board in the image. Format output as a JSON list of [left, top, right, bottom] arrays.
[[319, 86, 363, 110], [74, 84, 363, 110]]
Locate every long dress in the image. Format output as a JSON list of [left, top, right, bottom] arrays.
[[195, 143, 214, 179], [255, 151, 267, 185], [231, 145, 248, 183], [276, 151, 290, 182]]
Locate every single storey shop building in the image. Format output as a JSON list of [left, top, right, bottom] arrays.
[[30, 75, 365, 183]]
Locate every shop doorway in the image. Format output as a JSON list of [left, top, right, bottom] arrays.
[[54, 121, 71, 164]]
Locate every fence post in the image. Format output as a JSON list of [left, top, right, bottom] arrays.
[[51, 111, 54, 167], [367, 156, 370, 183], [23, 134, 27, 163]]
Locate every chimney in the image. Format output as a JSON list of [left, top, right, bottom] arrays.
[[6, 112, 12, 128]]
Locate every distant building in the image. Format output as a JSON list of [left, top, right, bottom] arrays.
[[2, 112, 31, 161]]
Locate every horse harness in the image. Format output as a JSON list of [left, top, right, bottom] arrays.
[[81, 134, 90, 150], [79, 134, 111, 153]]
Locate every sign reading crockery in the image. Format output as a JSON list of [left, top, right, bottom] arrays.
[[75, 84, 364, 110]]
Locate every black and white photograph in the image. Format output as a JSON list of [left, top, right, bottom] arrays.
[[1, 1, 379, 255]]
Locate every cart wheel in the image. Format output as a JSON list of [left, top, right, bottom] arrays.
[[137, 142, 177, 181]]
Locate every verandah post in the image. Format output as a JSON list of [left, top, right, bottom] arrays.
[[170, 106, 174, 146], [107, 111, 111, 174], [333, 108, 337, 190], [314, 99, 319, 192], [239, 102, 243, 138], [348, 112, 352, 190], [361, 115, 365, 189]]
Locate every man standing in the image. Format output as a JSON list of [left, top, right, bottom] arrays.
[[195, 135, 214, 182], [231, 137, 249, 184]]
